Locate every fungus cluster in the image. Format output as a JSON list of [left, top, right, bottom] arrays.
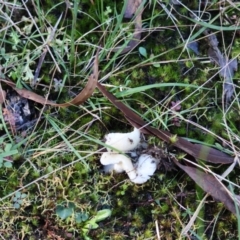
[[100, 128, 159, 184]]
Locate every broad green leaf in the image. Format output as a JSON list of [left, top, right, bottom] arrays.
[[21, 193, 27, 198], [15, 192, 21, 198], [153, 63, 160, 68], [56, 206, 73, 220], [47, 166, 54, 173], [83, 209, 111, 231], [3, 161, 12, 168], [81, 212, 89, 221], [0, 150, 18, 158], [68, 202, 75, 209], [13, 203, 20, 209], [150, 53, 160, 67], [94, 209, 111, 222], [75, 212, 83, 223], [75, 212, 89, 223], [139, 47, 147, 58], [85, 222, 99, 230], [56, 202, 75, 220], [4, 143, 12, 152]]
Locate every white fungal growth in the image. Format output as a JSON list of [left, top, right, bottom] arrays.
[[105, 127, 141, 152], [100, 152, 130, 173], [100, 128, 159, 184], [132, 154, 158, 184]]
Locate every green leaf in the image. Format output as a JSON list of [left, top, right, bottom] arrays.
[[215, 143, 223, 150], [13, 203, 20, 209], [4, 143, 12, 152], [21, 193, 27, 199], [150, 54, 160, 67], [139, 47, 147, 58], [81, 212, 89, 221], [83, 209, 111, 231], [56, 202, 75, 220], [47, 166, 54, 173], [75, 212, 89, 223], [56, 206, 73, 220], [3, 161, 12, 168], [15, 192, 21, 198], [153, 63, 160, 68], [10, 31, 20, 50], [75, 212, 83, 223], [0, 150, 18, 158], [67, 202, 75, 209], [85, 221, 99, 230], [94, 209, 111, 222]]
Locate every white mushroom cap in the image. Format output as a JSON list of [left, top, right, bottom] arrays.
[[105, 128, 140, 152], [136, 154, 158, 177], [131, 154, 159, 184]]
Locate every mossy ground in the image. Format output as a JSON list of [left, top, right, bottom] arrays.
[[0, 1, 240, 239]]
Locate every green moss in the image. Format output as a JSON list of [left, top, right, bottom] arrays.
[[0, 1, 239, 239]]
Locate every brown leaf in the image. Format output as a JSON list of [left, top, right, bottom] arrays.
[[96, 82, 234, 164], [124, 0, 140, 18], [3, 108, 17, 133], [173, 157, 239, 215], [205, 30, 237, 101], [0, 50, 99, 107], [170, 101, 181, 111], [113, 0, 143, 54], [0, 85, 6, 104]]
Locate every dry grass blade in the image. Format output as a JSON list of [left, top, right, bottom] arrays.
[[181, 195, 208, 236]]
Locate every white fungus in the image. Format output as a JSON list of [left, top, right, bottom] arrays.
[[105, 127, 141, 152], [132, 154, 158, 184], [100, 152, 130, 173], [100, 128, 159, 184]]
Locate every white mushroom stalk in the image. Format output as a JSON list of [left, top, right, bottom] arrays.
[[100, 128, 159, 184]]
